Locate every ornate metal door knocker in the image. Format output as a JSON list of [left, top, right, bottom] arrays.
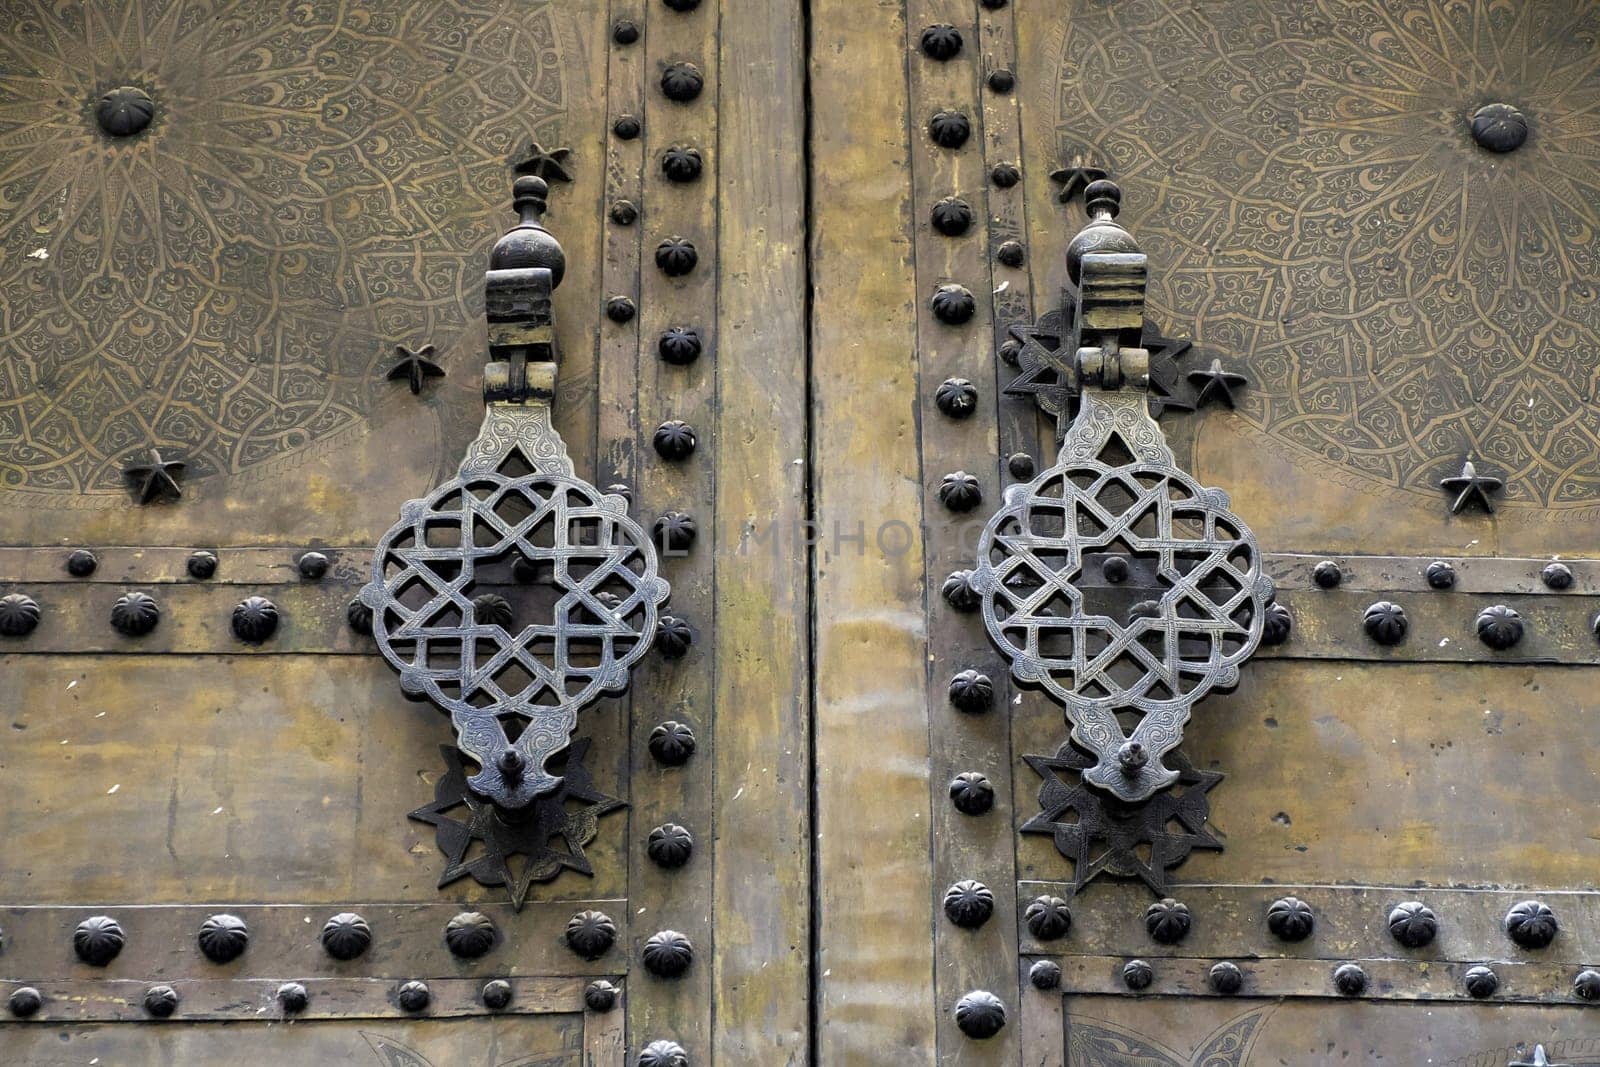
[[362, 177, 668, 905], [968, 180, 1272, 891]]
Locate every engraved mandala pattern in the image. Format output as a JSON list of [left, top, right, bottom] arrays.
[[1053, 0, 1600, 507], [0, 0, 569, 500]]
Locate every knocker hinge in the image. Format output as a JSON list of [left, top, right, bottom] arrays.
[[483, 175, 563, 404]]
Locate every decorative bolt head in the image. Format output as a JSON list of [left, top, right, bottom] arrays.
[[143, 984, 179, 1018], [653, 420, 698, 460], [654, 511, 698, 553], [948, 771, 994, 815], [320, 912, 371, 960], [1363, 601, 1408, 645], [1333, 963, 1368, 996], [1008, 453, 1035, 480], [197, 913, 249, 964], [664, 0, 702, 11], [584, 979, 618, 1012], [930, 283, 976, 325], [991, 161, 1021, 188], [297, 551, 329, 580], [942, 570, 980, 612], [606, 296, 637, 324], [1542, 562, 1574, 590], [662, 144, 704, 183], [1267, 897, 1315, 942], [66, 549, 98, 577], [1208, 961, 1243, 995], [996, 239, 1025, 267], [920, 24, 963, 61], [1312, 560, 1342, 588], [277, 982, 309, 1014], [480, 979, 513, 1010], [96, 86, 155, 137], [397, 980, 431, 1013], [1261, 602, 1292, 646], [445, 911, 498, 959], [233, 595, 280, 643], [1463, 964, 1499, 998], [1101, 556, 1130, 583], [1029, 960, 1062, 990], [471, 593, 514, 629], [8, 986, 42, 1018], [661, 62, 705, 103], [187, 550, 218, 579], [1504, 900, 1558, 949], [1145, 898, 1192, 945], [1115, 740, 1148, 776], [612, 18, 641, 45], [611, 200, 639, 226], [1426, 560, 1457, 589], [565, 910, 617, 960], [638, 1040, 689, 1067], [1573, 968, 1600, 1002], [928, 109, 972, 149], [647, 823, 696, 868], [943, 880, 995, 929], [998, 337, 1022, 365], [1387, 901, 1438, 948], [655, 237, 699, 277], [1470, 102, 1528, 153], [658, 326, 703, 365], [947, 668, 993, 712], [655, 615, 694, 658], [642, 930, 695, 978], [1122, 959, 1154, 990], [936, 378, 978, 419], [0, 593, 41, 638], [110, 591, 161, 637], [347, 597, 374, 636], [649, 720, 697, 765], [74, 915, 125, 966], [613, 114, 642, 140], [988, 68, 1016, 93], [1024, 895, 1072, 940], [1476, 604, 1524, 650], [931, 197, 973, 236], [954, 990, 1006, 1039], [939, 471, 983, 513]]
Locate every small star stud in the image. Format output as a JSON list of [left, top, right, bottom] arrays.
[[1143, 326, 1195, 417], [1440, 457, 1503, 515], [386, 344, 445, 395], [515, 142, 574, 183], [123, 447, 185, 504], [1510, 1046, 1566, 1067], [1050, 163, 1108, 204], [1187, 358, 1248, 408]]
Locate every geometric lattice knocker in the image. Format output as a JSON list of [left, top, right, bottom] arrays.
[[363, 177, 668, 825], [971, 180, 1270, 806]]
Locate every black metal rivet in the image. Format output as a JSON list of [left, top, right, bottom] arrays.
[[639, 1040, 688, 1067], [928, 109, 971, 149], [277, 982, 309, 1014], [1363, 601, 1407, 645], [1145, 898, 1191, 944], [1425, 560, 1457, 589], [662, 144, 703, 183], [955, 990, 1006, 1039], [613, 114, 642, 140], [8, 986, 42, 1018], [0, 593, 41, 638], [1029, 960, 1061, 990], [948, 668, 992, 713], [1267, 897, 1314, 941], [1470, 102, 1528, 153], [656, 615, 693, 659], [96, 86, 155, 137], [655, 237, 698, 276], [998, 337, 1022, 365], [948, 771, 994, 815], [1542, 562, 1573, 590], [297, 551, 329, 580], [654, 511, 698, 553], [584, 979, 618, 1012], [606, 296, 637, 324], [1209, 961, 1243, 995], [987, 68, 1015, 93], [1574, 969, 1600, 1002], [1476, 604, 1524, 650], [1387, 901, 1437, 948], [1122, 959, 1154, 990], [943, 880, 994, 929], [942, 570, 979, 612], [1008, 453, 1035, 480], [653, 420, 697, 460], [920, 24, 963, 61], [74, 916, 125, 966], [143, 984, 179, 1018], [931, 196, 973, 236], [1102, 556, 1130, 583], [647, 823, 695, 868], [565, 911, 617, 960], [110, 591, 160, 637], [1333, 963, 1368, 996], [612, 19, 640, 45], [643, 930, 694, 978], [931, 284, 976, 325], [658, 326, 703, 365], [649, 720, 697, 765], [936, 378, 978, 418], [187, 550, 218, 579], [1025, 895, 1072, 940], [481, 979, 512, 1010], [1261, 602, 1292, 646], [661, 62, 704, 103], [397, 980, 431, 1013], [939, 471, 983, 513], [346, 598, 374, 636], [232, 595, 280, 643], [321, 912, 371, 960], [197, 913, 249, 964], [1312, 560, 1342, 588], [445, 911, 498, 958], [980, 0, 1008, 7], [1464, 964, 1498, 998], [996, 240, 1025, 267], [1505, 900, 1558, 949], [66, 549, 98, 577], [991, 161, 1021, 188], [610, 200, 639, 226]]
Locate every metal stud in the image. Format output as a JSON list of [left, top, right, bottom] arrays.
[[1362, 601, 1408, 645], [948, 771, 994, 815], [661, 62, 704, 103], [397, 980, 431, 1012], [1573, 969, 1600, 1002], [943, 880, 995, 929], [481, 979, 513, 1010], [277, 982, 309, 1014], [1463, 964, 1498, 999], [1333, 963, 1368, 996], [1312, 560, 1342, 588], [643, 930, 694, 978], [8, 987, 42, 1018], [942, 570, 979, 611], [1387, 901, 1437, 948], [1122, 959, 1154, 990], [233, 595, 280, 643], [1208, 961, 1243, 995], [1261, 602, 1292, 646], [347, 598, 374, 636], [920, 24, 963, 61], [606, 296, 638, 324], [931, 197, 973, 236], [647, 823, 695, 868], [197, 913, 249, 964], [638, 1041, 688, 1067], [1145, 898, 1191, 945], [613, 114, 642, 140], [565, 911, 617, 960], [1504, 900, 1558, 949], [662, 145, 703, 183], [611, 200, 639, 226], [948, 669, 993, 712], [1476, 604, 1524, 650], [1008, 453, 1035, 480], [1425, 560, 1456, 589], [1542, 562, 1574, 590], [930, 284, 976, 325], [74, 916, 125, 966], [110, 591, 160, 637], [1266, 897, 1314, 941], [654, 512, 698, 553], [612, 19, 641, 45], [655, 237, 699, 277], [321, 912, 371, 960], [445, 912, 498, 958], [187, 550, 218, 579], [297, 551, 329, 580], [936, 378, 978, 419], [987, 68, 1015, 94], [928, 109, 971, 149], [0, 594, 40, 638], [990, 161, 1021, 188], [656, 615, 694, 658], [585, 979, 618, 1012], [954, 990, 1006, 1039], [653, 420, 697, 460], [1029, 960, 1061, 990], [995, 240, 1024, 267], [650, 720, 697, 766], [1024, 896, 1072, 940], [66, 549, 98, 577], [939, 471, 982, 512], [143, 984, 179, 1017]]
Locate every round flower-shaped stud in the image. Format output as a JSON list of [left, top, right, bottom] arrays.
[[1470, 102, 1528, 153], [67, 548, 99, 577], [74, 916, 125, 966], [1425, 560, 1456, 589], [481, 979, 512, 1010], [650, 720, 697, 765], [654, 512, 699, 553], [1122, 959, 1154, 991], [662, 145, 703, 183], [661, 62, 704, 102], [1209, 961, 1243, 995], [584, 979, 619, 1013], [277, 982, 309, 1014], [1266, 897, 1315, 942], [1504, 900, 1558, 949], [1476, 604, 1524, 650], [943, 880, 994, 929], [1363, 601, 1408, 645], [998, 338, 1022, 365], [988, 69, 1016, 94], [232, 596, 280, 643], [655, 237, 699, 277], [445, 911, 497, 958], [347, 598, 374, 635], [1261, 602, 1292, 646], [947, 669, 993, 713], [939, 471, 983, 513], [931, 196, 973, 236], [397, 980, 431, 1013], [612, 19, 640, 44], [648, 823, 695, 868], [1102, 557, 1130, 583], [96, 86, 155, 137], [1008, 453, 1035, 480], [143, 984, 179, 1018], [565, 910, 617, 960], [643, 930, 694, 978], [1145, 898, 1192, 945], [653, 420, 697, 461], [197, 913, 249, 964], [936, 378, 978, 419], [611, 200, 639, 226], [613, 114, 642, 140], [1573, 969, 1600, 1002], [1542, 562, 1574, 590], [955, 990, 1006, 1039], [110, 591, 160, 637], [928, 109, 971, 149], [996, 239, 1025, 267], [470, 593, 515, 630], [638, 1040, 689, 1067], [187, 550, 218, 579], [1024, 896, 1072, 941], [948, 771, 994, 815], [606, 296, 636, 323], [930, 284, 976, 325], [321, 912, 372, 961], [1464, 964, 1498, 999], [8, 987, 42, 1018], [1312, 560, 1342, 588], [1333, 963, 1368, 996], [920, 24, 963, 60], [1029, 960, 1062, 990], [656, 615, 694, 659], [0, 593, 40, 638], [297, 551, 329, 580], [942, 570, 979, 612], [991, 161, 1021, 188], [1387, 901, 1437, 948], [659, 327, 703, 366]]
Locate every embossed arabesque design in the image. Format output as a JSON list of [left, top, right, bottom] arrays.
[[1052, 0, 1600, 508], [0, 1, 570, 500]]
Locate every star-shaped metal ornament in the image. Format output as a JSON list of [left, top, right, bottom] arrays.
[[1022, 742, 1224, 896], [1440, 457, 1503, 515], [409, 740, 624, 909], [514, 141, 574, 183], [1510, 1046, 1568, 1067], [123, 447, 185, 504], [1186, 358, 1248, 409], [1143, 326, 1195, 417], [1051, 162, 1109, 205], [386, 343, 445, 395]]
